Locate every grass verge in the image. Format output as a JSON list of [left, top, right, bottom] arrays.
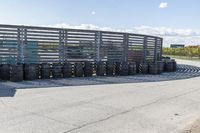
[[164, 55, 200, 61]]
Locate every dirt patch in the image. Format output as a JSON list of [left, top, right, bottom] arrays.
[[182, 119, 200, 133]]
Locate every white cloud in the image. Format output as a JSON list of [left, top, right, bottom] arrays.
[[159, 2, 168, 9], [91, 11, 96, 15], [48, 23, 200, 47]]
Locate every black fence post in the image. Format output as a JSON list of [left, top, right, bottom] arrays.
[[95, 31, 101, 62], [17, 26, 24, 64], [123, 33, 129, 62], [143, 36, 147, 63], [59, 30, 65, 63], [154, 37, 158, 63]]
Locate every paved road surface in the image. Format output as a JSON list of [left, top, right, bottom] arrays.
[[0, 59, 200, 133]]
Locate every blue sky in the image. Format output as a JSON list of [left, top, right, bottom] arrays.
[[0, 0, 200, 46]]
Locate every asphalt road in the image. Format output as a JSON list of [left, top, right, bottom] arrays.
[[1, 59, 200, 133]]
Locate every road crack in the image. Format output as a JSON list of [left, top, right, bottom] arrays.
[[63, 88, 200, 133]]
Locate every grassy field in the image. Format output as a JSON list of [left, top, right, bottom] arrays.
[[164, 55, 200, 61]]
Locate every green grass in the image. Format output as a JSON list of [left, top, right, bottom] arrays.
[[164, 55, 200, 61]]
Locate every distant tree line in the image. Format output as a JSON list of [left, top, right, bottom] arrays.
[[163, 46, 200, 58]]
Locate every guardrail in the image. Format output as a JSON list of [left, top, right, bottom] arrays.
[[0, 24, 163, 64]]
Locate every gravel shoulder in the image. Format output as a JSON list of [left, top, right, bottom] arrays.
[[182, 119, 200, 133]]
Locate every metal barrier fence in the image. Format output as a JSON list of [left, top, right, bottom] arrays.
[[0, 24, 163, 64]]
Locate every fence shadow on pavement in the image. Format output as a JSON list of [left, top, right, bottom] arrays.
[[0, 84, 16, 97]]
